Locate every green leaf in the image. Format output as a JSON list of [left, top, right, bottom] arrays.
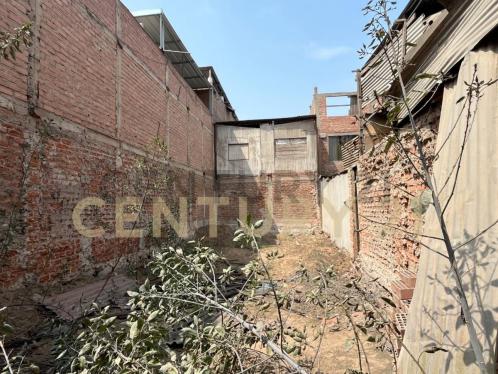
[[0, 322, 14, 335], [147, 310, 160, 322], [344, 338, 355, 352], [254, 219, 264, 229], [381, 296, 397, 308], [410, 190, 433, 215], [233, 233, 245, 242], [383, 135, 396, 154], [423, 345, 449, 354], [104, 316, 117, 326], [55, 349, 67, 360], [79, 342, 91, 355], [130, 320, 139, 340], [160, 363, 179, 373], [414, 73, 439, 80], [28, 364, 40, 373], [355, 324, 368, 335]]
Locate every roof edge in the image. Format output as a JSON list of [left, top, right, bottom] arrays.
[[216, 115, 316, 127]]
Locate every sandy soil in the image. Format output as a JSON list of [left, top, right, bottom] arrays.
[[221, 232, 394, 374]]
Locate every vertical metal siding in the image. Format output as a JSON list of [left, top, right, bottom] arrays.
[[399, 44, 498, 373], [320, 174, 352, 251]]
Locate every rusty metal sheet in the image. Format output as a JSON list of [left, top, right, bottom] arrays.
[[399, 0, 498, 118]]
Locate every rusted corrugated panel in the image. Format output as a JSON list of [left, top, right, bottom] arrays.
[[341, 137, 360, 169], [361, 11, 442, 106], [42, 275, 136, 320], [320, 174, 352, 251], [399, 0, 498, 118], [399, 44, 498, 373]]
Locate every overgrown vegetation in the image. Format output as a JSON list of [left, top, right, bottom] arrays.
[[38, 219, 394, 374], [50, 218, 307, 373]]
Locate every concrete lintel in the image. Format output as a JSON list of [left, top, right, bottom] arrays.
[[316, 91, 357, 98]]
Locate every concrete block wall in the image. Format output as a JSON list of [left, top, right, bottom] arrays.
[[0, 0, 227, 288]]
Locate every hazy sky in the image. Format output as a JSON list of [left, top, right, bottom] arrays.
[[122, 0, 408, 120]]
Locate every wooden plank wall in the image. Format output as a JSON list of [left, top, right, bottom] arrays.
[[216, 120, 317, 176]]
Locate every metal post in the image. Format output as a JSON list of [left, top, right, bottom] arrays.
[[159, 12, 165, 51], [355, 69, 364, 154]]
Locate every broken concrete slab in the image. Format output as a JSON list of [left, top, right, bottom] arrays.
[[40, 275, 136, 321]]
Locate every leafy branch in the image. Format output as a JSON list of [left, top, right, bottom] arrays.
[[0, 24, 32, 61]]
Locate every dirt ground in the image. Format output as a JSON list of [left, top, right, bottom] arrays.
[[221, 232, 394, 374], [0, 232, 394, 373]]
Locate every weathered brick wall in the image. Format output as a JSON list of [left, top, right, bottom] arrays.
[[0, 0, 224, 288], [356, 104, 440, 289], [211, 90, 236, 123], [311, 94, 359, 176], [216, 173, 320, 242]]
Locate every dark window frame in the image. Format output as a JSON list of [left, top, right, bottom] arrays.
[[328, 135, 356, 161]]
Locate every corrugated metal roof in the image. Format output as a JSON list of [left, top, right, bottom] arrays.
[[398, 0, 498, 118], [216, 115, 316, 128], [132, 10, 236, 119], [399, 44, 498, 373], [200, 66, 237, 118], [360, 11, 445, 106], [133, 10, 210, 90], [360, 0, 498, 121]]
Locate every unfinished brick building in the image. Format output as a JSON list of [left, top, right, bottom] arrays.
[[309, 89, 359, 177], [0, 0, 331, 289]]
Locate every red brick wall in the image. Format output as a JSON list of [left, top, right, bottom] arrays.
[[311, 94, 359, 176], [355, 104, 440, 289], [211, 90, 236, 123], [0, 1, 30, 102], [0, 0, 223, 288], [216, 173, 320, 242]]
